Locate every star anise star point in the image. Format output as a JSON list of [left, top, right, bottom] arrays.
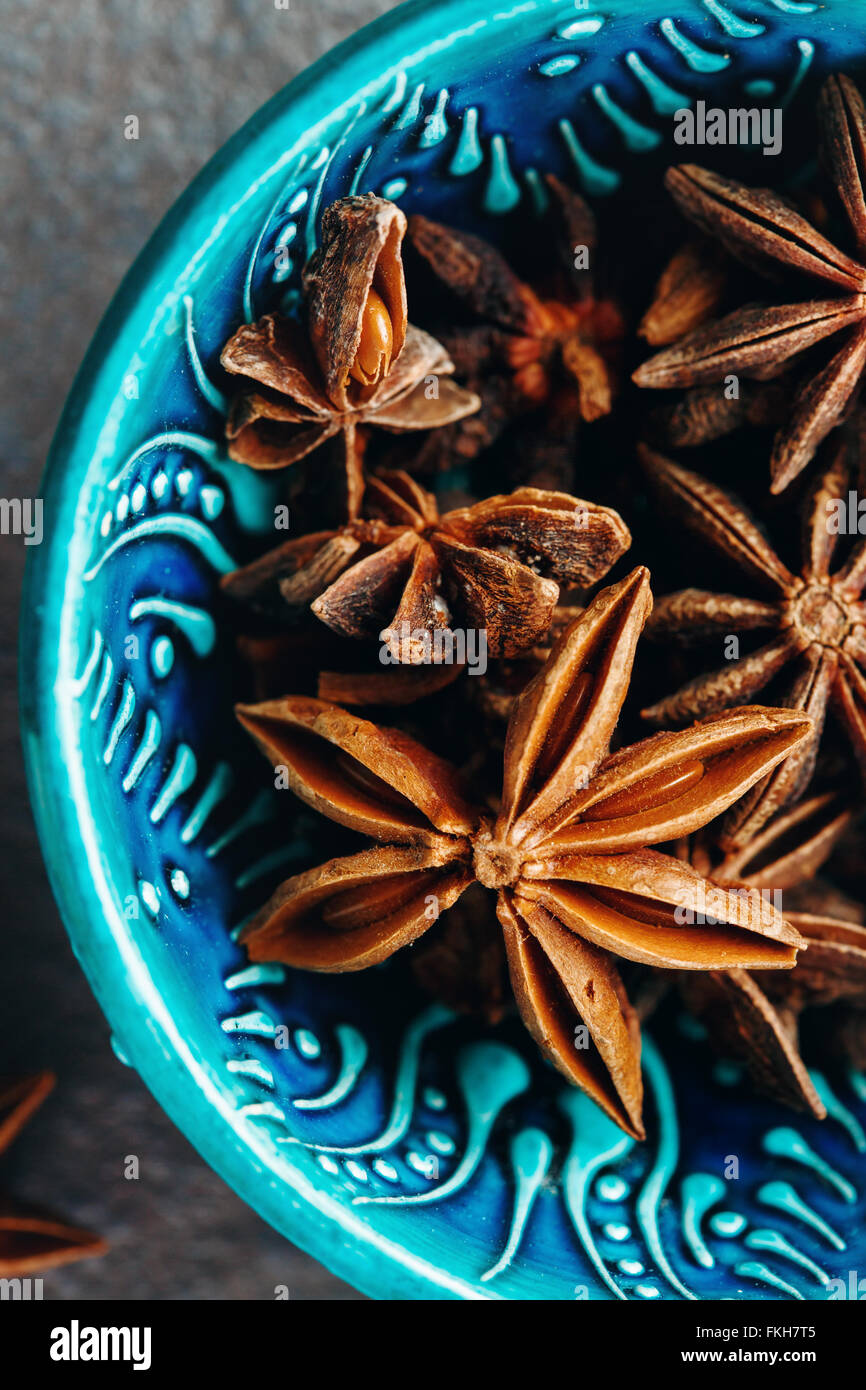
[[237, 567, 812, 1139]]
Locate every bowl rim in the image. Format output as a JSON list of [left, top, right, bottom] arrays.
[[19, 0, 515, 1301]]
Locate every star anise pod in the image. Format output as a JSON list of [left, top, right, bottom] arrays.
[[223, 468, 630, 662], [689, 789, 855, 893], [679, 794, 866, 1117], [639, 442, 866, 844], [403, 176, 623, 468], [647, 377, 792, 451], [235, 568, 810, 1139], [220, 195, 480, 520], [639, 239, 730, 348], [638, 240, 792, 448], [230, 613, 465, 706], [634, 74, 866, 493], [315, 659, 462, 708], [315, 605, 584, 716], [0, 1073, 106, 1276]]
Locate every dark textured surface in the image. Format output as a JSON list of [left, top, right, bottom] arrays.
[[2, 0, 402, 1301]]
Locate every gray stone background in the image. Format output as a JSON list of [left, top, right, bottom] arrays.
[[1, 0, 404, 1301]]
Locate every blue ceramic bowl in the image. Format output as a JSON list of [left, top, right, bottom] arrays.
[[22, 0, 866, 1300]]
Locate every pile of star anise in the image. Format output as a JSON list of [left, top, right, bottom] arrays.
[[222, 74, 866, 1141]]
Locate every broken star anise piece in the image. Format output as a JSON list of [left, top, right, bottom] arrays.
[[678, 796, 866, 1118], [404, 176, 623, 467], [640, 442, 866, 845], [236, 568, 810, 1139], [221, 195, 480, 519], [634, 75, 866, 493], [223, 468, 630, 662], [0, 1073, 106, 1276]]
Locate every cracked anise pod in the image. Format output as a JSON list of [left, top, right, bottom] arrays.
[[634, 74, 866, 494], [0, 1073, 106, 1276], [678, 792, 866, 1118], [223, 469, 630, 662], [639, 442, 866, 846], [403, 176, 623, 467], [235, 567, 811, 1139], [220, 195, 480, 520]]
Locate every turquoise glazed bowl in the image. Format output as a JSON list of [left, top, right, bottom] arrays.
[[22, 0, 866, 1300]]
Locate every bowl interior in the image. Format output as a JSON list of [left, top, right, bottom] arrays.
[[23, 0, 866, 1299]]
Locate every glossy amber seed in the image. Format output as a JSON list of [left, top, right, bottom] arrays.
[[583, 759, 705, 821], [349, 287, 393, 385]]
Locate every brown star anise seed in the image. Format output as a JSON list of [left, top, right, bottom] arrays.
[[639, 442, 866, 845], [223, 469, 630, 662], [638, 240, 793, 451], [0, 1074, 106, 1276], [221, 196, 480, 519], [236, 568, 811, 1139], [316, 662, 463, 707], [634, 75, 866, 493]]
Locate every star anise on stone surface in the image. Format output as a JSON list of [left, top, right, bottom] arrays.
[[220, 195, 480, 520], [678, 794, 866, 1117], [235, 568, 811, 1139], [639, 443, 866, 845], [634, 75, 866, 493], [402, 176, 623, 472], [223, 468, 630, 662], [0, 1073, 106, 1276]]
